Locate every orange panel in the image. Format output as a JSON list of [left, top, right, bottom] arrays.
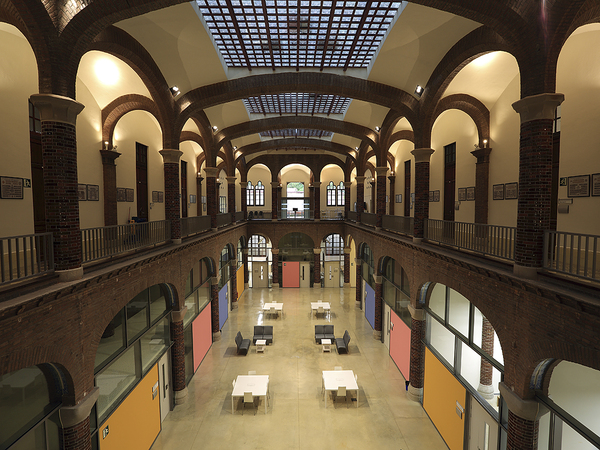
[[99, 364, 161, 450], [236, 265, 245, 299], [423, 347, 466, 450]]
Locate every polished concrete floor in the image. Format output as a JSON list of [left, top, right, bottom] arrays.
[[151, 287, 449, 450]]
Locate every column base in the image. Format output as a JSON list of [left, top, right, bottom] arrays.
[[174, 387, 188, 405], [212, 331, 221, 342], [355, 301, 362, 308], [244, 283, 249, 289], [412, 237, 423, 245], [171, 238, 182, 245], [477, 383, 495, 400], [513, 264, 539, 280], [271, 218, 277, 222], [343, 283, 351, 288], [211, 227, 218, 232], [375, 226, 381, 231], [232, 302, 238, 309], [407, 383, 423, 402], [57, 266, 83, 282], [373, 330, 382, 340], [271, 283, 279, 288]]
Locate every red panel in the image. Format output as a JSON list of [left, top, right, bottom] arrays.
[[282, 261, 300, 288], [193, 306, 212, 372], [390, 309, 411, 380]]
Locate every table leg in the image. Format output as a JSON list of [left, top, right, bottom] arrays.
[[265, 394, 268, 414], [356, 388, 359, 408], [232, 396, 234, 414]]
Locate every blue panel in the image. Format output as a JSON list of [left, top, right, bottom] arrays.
[[365, 282, 375, 329], [219, 284, 228, 330]]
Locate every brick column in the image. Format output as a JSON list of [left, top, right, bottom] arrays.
[[271, 181, 279, 220], [344, 181, 351, 218], [411, 149, 435, 243], [242, 249, 249, 288], [373, 275, 383, 340], [499, 383, 545, 450], [343, 248, 351, 287], [239, 182, 247, 220], [205, 167, 219, 230], [227, 176, 236, 223], [100, 149, 120, 226], [512, 93, 564, 279], [313, 248, 321, 287], [160, 150, 183, 243], [375, 167, 388, 229], [355, 257, 362, 308], [230, 260, 238, 309], [478, 316, 495, 399], [59, 387, 98, 450], [309, 185, 315, 218], [271, 249, 279, 288], [196, 176, 203, 216], [30, 94, 85, 281], [210, 277, 220, 341], [388, 175, 395, 216], [471, 147, 492, 224], [313, 181, 321, 220], [407, 304, 425, 402], [355, 176, 365, 223], [171, 307, 188, 404]]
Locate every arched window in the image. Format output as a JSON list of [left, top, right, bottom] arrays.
[[337, 181, 345, 206], [326, 181, 336, 206], [255, 181, 265, 206], [246, 181, 254, 206], [249, 234, 267, 257]]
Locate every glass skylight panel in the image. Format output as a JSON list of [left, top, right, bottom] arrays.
[[196, 0, 403, 69], [243, 93, 350, 115], [259, 128, 333, 137]]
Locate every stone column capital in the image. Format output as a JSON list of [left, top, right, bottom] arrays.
[[344, 247, 351, 254], [100, 149, 121, 165], [312, 181, 322, 188], [159, 149, 183, 164], [211, 276, 220, 285], [343, 181, 352, 188], [59, 387, 99, 428], [313, 248, 322, 254], [271, 181, 280, 188], [374, 275, 382, 284], [243, 249, 249, 255], [411, 148, 435, 163], [271, 249, 279, 255], [355, 176, 366, 184], [239, 181, 247, 187], [196, 176, 204, 182], [171, 306, 188, 322], [471, 147, 492, 164], [204, 167, 219, 178], [388, 174, 396, 181], [29, 94, 84, 125], [408, 304, 425, 321], [375, 166, 388, 177], [512, 93, 564, 123], [499, 382, 547, 421], [226, 176, 237, 184]]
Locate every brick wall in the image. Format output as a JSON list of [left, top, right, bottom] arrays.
[[376, 175, 386, 228], [507, 411, 538, 450], [171, 320, 185, 392], [413, 161, 430, 239], [164, 162, 181, 240], [409, 316, 426, 389], [100, 150, 119, 226], [60, 416, 91, 450], [374, 281, 383, 332]]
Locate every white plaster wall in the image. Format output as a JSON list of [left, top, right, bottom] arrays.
[[179, 141, 198, 217], [281, 168, 310, 195], [247, 165, 272, 212], [320, 164, 344, 210], [389, 140, 415, 216], [0, 25, 37, 237], [431, 109, 478, 222], [113, 110, 163, 223]]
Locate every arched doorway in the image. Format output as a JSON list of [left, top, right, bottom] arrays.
[[278, 232, 315, 288]]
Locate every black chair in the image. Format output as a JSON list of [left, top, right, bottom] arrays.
[[335, 330, 351, 354], [323, 325, 335, 342], [235, 331, 250, 355], [253, 325, 273, 344], [315, 325, 325, 343]]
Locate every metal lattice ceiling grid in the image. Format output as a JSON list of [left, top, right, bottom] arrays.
[[259, 128, 333, 137], [244, 93, 351, 115]]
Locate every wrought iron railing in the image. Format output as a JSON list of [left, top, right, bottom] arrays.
[[382, 215, 414, 235], [544, 231, 600, 282], [425, 219, 515, 261], [1, 232, 54, 285], [216, 213, 231, 228], [321, 209, 344, 220], [362, 212, 377, 227], [81, 220, 170, 263], [181, 215, 212, 238], [279, 209, 313, 219]]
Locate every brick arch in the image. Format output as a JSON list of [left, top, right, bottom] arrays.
[[89, 26, 177, 148], [417, 26, 514, 148], [388, 129, 415, 148], [180, 130, 206, 152], [215, 116, 379, 155], [431, 94, 490, 146], [102, 94, 161, 146], [175, 72, 418, 135]]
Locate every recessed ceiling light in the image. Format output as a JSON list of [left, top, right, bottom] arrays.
[[375, 126, 380, 132], [414, 85, 423, 97]]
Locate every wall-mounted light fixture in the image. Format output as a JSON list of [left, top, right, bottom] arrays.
[[375, 126, 381, 132], [169, 86, 180, 96], [212, 125, 218, 132], [483, 139, 488, 147], [415, 85, 424, 97]]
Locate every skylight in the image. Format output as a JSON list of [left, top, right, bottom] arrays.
[[259, 128, 333, 138], [244, 93, 351, 115]]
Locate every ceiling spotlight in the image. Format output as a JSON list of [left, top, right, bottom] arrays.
[[375, 126, 381, 132], [355, 146, 359, 151], [414, 85, 424, 96], [169, 86, 180, 96], [233, 146, 238, 150], [212, 126, 218, 132], [483, 139, 488, 147]]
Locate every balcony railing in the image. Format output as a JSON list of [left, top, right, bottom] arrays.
[[248, 211, 271, 220], [362, 212, 377, 227], [81, 220, 170, 264], [1, 232, 54, 285], [348, 211, 357, 222], [321, 209, 344, 220], [544, 231, 600, 282], [382, 215, 413, 235], [181, 215, 211, 238], [425, 219, 516, 261], [279, 209, 313, 220], [235, 211, 245, 222], [216, 213, 231, 228]]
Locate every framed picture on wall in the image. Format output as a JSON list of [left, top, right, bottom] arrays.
[[87, 184, 99, 201], [0, 176, 24, 199], [505, 182, 519, 199], [158, 192, 164, 203], [458, 187, 467, 202], [568, 175, 590, 198], [117, 188, 126, 202], [466, 186, 475, 201], [433, 190, 440, 202], [429, 191, 434, 202], [592, 174, 600, 196], [152, 191, 159, 203], [78, 184, 87, 201], [190, 194, 197, 203], [493, 184, 504, 200], [395, 194, 402, 203], [126, 188, 134, 202]]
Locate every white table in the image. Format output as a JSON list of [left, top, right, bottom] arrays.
[[255, 339, 266, 353], [263, 302, 283, 317], [232, 375, 270, 414], [321, 338, 331, 353], [322, 370, 359, 408], [311, 302, 331, 316]]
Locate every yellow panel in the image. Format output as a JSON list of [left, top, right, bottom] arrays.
[[237, 265, 245, 299], [423, 347, 466, 450], [100, 364, 161, 450]]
